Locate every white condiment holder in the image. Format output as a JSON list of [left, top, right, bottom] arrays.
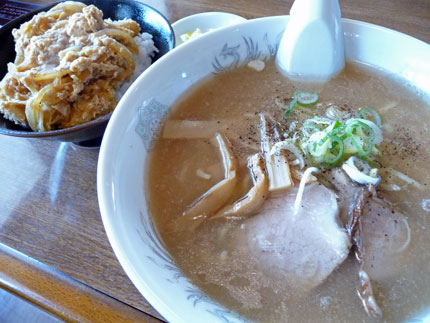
[[276, 0, 345, 81]]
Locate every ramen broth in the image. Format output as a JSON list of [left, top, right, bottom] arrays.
[[147, 61, 430, 322]]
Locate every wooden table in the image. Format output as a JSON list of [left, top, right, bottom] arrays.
[[0, 0, 429, 322]]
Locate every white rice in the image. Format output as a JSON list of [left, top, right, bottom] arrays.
[[115, 32, 158, 100]]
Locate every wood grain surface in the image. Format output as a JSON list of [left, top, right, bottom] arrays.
[[0, 0, 428, 321], [0, 243, 162, 322]]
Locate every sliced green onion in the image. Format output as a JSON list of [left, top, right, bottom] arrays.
[[303, 118, 330, 132], [345, 120, 375, 143], [310, 117, 332, 124], [360, 106, 381, 127], [343, 136, 358, 154], [295, 91, 319, 107], [357, 118, 383, 144], [318, 123, 345, 146], [324, 136, 344, 164], [302, 123, 321, 136], [331, 120, 343, 130], [324, 120, 342, 133], [349, 135, 373, 156], [339, 133, 348, 140], [307, 131, 330, 157], [303, 123, 321, 131], [360, 155, 380, 168], [285, 97, 297, 119], [300, 111, 383, 167], [372, 146, 380, 155]]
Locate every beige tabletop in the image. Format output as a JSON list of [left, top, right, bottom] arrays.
[[0, 0, 429, 322]]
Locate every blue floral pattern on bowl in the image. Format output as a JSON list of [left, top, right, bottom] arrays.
[[132, 31, 286, 323]]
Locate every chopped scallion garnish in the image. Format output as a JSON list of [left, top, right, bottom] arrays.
[[285, 97, 298, 119], [287, 93, 383, 167], [295, 91, 319, 107], [346, 120, 375, 140], [300, 115, 381, 166], [324, 136, 344, 164], [284, 91, 319, 119], [359, 106, 381, 127], [303, 123, 321, 131], [349, 135, 373, 156]]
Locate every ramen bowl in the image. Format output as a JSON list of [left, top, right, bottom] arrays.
[[97, 16, 430, 322], [0, 0, 174, 146]]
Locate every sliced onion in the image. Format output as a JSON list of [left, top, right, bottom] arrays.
[[304, 117, 332, 126], [270, 141, 305, 169], [289, 159, 301, 166], [351, 155, 371, 174], [422, 199, 430, 212], [342, 156, 380, 185], [289, 120, 298, 132], [380, 184, 402, 191], [196, 168, 212, 180], [325, 105, 349, 120], [360, 107, 381, 127], [348, 118, 383, 144], [304, 131, 329, 157], [381, 168, 425, 190], [395, 217, 411, 253]]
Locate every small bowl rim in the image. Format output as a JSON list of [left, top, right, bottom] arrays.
[[172, 11, 247, 28], [172, 11, 247, 46]]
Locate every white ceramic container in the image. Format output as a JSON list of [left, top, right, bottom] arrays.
[[276, 0, 345, 81], [97, 16, 430, 323], [172, 12, 247, 46]]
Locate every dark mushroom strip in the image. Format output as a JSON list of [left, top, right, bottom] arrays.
[[320, 167, 360, 225], [213, 153, 268, 219], [357, 270, 383, 318], [347, 188, 383, 319]]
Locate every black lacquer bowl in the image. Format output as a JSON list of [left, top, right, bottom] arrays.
[[0, 0, 174, 146]]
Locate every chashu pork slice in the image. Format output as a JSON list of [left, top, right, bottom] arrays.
[[235, 182, 351, 293]]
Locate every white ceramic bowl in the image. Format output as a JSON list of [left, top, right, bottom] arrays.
[[172, 12, 247, 46], [97, 16, 430, 323]]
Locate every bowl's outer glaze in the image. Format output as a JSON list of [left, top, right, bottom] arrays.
[[0, 0, 174, 143], [98, 16, 430, 323]]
